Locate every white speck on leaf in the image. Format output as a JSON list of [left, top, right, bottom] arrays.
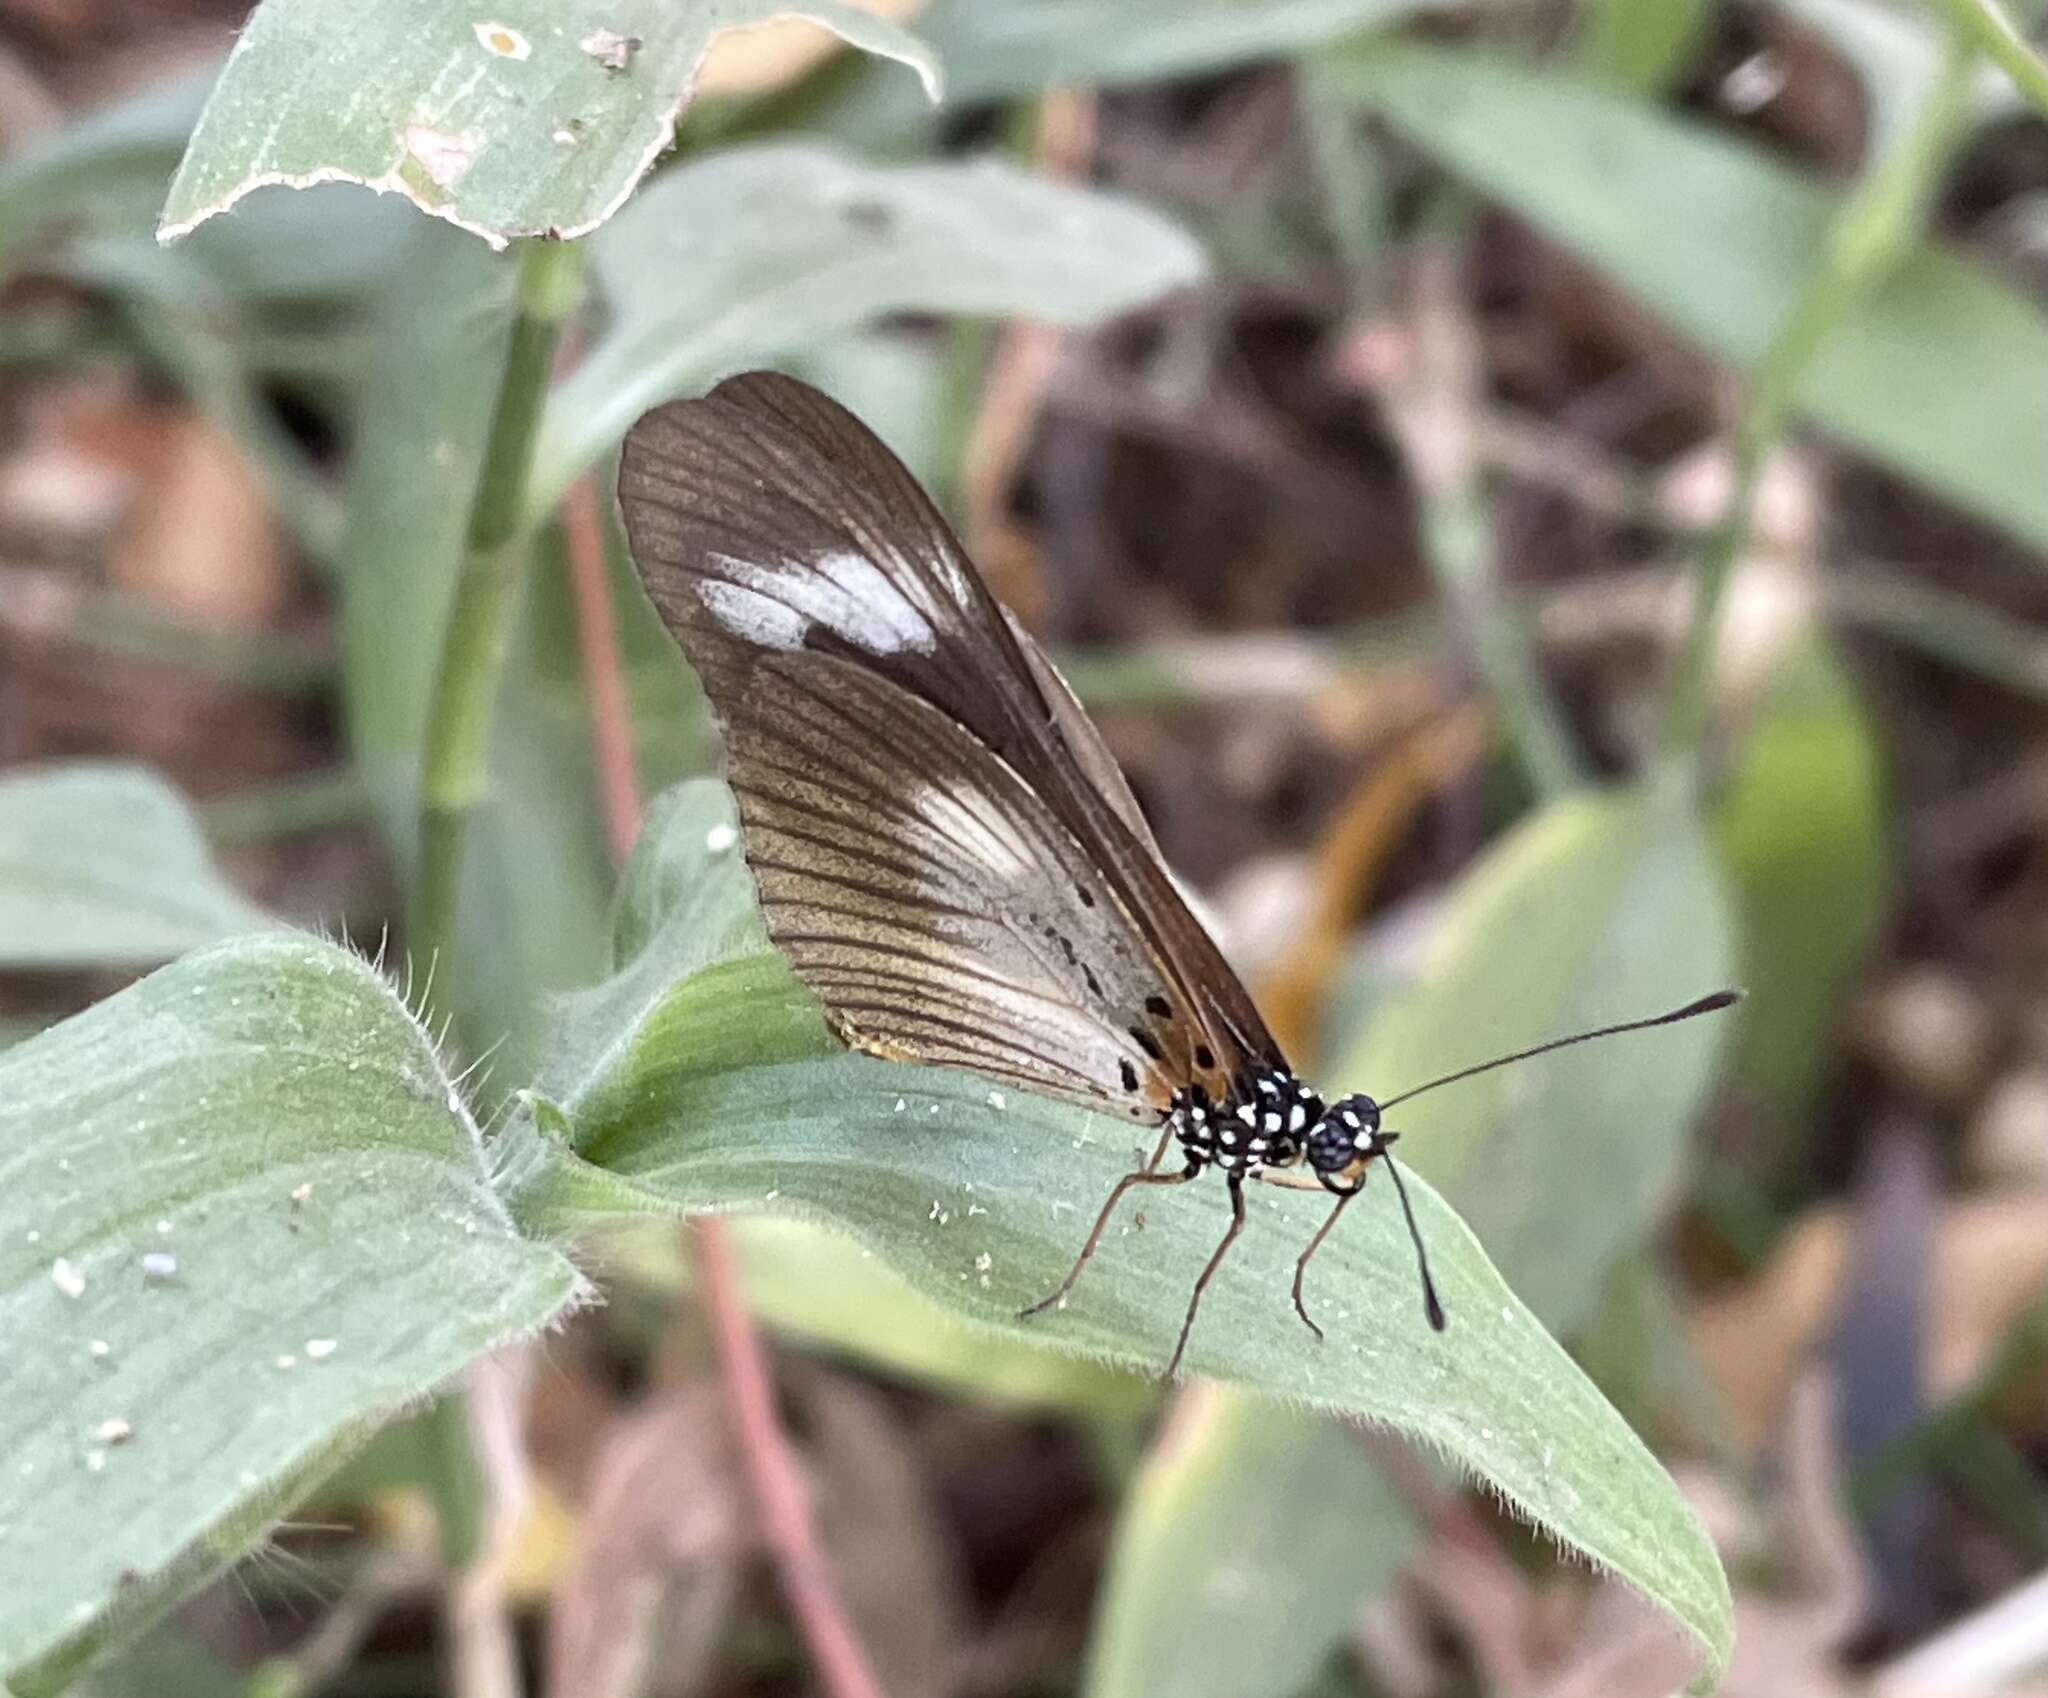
[[95, 1418, 131, 1446], [84, 1450, 107, 1473], [975, 1253, 992, 1272], [580, 27, 641, 71], [987, 1090, 1006, 1110], [155, 1220, 172, 1235], [473, 20, 530, 59], [305, 1338, 338, 1360], [51, 1258, 85, 1298], [404, 125, 480, 190], [141, 1251, 177, 1281], [290, 1182, 313, 1205], [88, 1340, 110, 1359], [275, 1355, 297, 1370], [705, 823, 737, 852]]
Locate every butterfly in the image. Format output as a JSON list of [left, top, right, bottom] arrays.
[[617, 370, 1737, 1378]]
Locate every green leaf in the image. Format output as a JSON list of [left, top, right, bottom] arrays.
[[600, 1215, 1152, 1418], [338, 221, 513, 820], [0, 763, 275, 969], [0, 933, 583, 1693], [1714, 637, 1890, 1165], [1320, 37, 2048, 554], [531, 143, 1207, 517], [1083, 1389, 1418, 1698], [924, 0, 1447, 102], [1569, 0, 1710, 92], [1335, 774, 1737, 1336], [500, 780, 1733, 1687], [159, 0, 938, 249]]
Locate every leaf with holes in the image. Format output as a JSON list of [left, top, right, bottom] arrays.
[[159, 0, 937, 247]]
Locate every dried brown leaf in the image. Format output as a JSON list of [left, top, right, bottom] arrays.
[[546, 1385, 743, 1698], [791, 1363, 968, 1698], [1693, 1197, 2048, 1449]]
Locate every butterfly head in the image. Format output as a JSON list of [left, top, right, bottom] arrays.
[[1304, 1094, 1394, 1192]]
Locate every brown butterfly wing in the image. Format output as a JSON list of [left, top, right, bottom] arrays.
[[617, 370, 1283, 1114]]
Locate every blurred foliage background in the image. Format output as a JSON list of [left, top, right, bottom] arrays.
[[3, 0, 2048, 1695]]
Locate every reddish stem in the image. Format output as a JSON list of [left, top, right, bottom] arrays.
[[561, 474, 643, 860], [695, 1218, 888, 1698]]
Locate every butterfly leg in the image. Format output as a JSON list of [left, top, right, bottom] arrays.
[[1020, 1122, 1189, 1322], [1162, 1175, 1249, 1380], [1289, 1187, 1359, 1343], [1249, 1165, 1361, 1344]]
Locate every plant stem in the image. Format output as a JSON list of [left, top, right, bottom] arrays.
[[696, 1219, 889, 1698], [413, 239, 586, 994], [405, 240, 582, 1696], [1928, 0, 2048, 118], [200, 768, 369, 844], [1658, 39, 1980, 754], [1383, 228, 1580, 798]]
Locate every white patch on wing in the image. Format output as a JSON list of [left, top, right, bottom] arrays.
[[913, 780, 1032, 880], [699, 548, 933, 654], [697, 576, 809, 649]]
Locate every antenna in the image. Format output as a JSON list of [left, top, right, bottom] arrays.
[[1377, 990, 1742, 1113], [1381, 1156, 1446, 1331]]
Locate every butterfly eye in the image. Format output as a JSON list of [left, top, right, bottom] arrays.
[[1305, 1094, 1382, 1177]]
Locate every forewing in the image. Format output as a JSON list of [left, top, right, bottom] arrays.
[[617, 370, 1283, 1111]]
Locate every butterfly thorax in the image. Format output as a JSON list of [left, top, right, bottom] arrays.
[[1170, 1068, 1323, 1177]]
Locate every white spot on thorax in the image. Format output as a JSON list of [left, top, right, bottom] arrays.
[[698, 549, 934, 655], [50, 1258, 84, 1298], [705, 822, 737, 853]]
